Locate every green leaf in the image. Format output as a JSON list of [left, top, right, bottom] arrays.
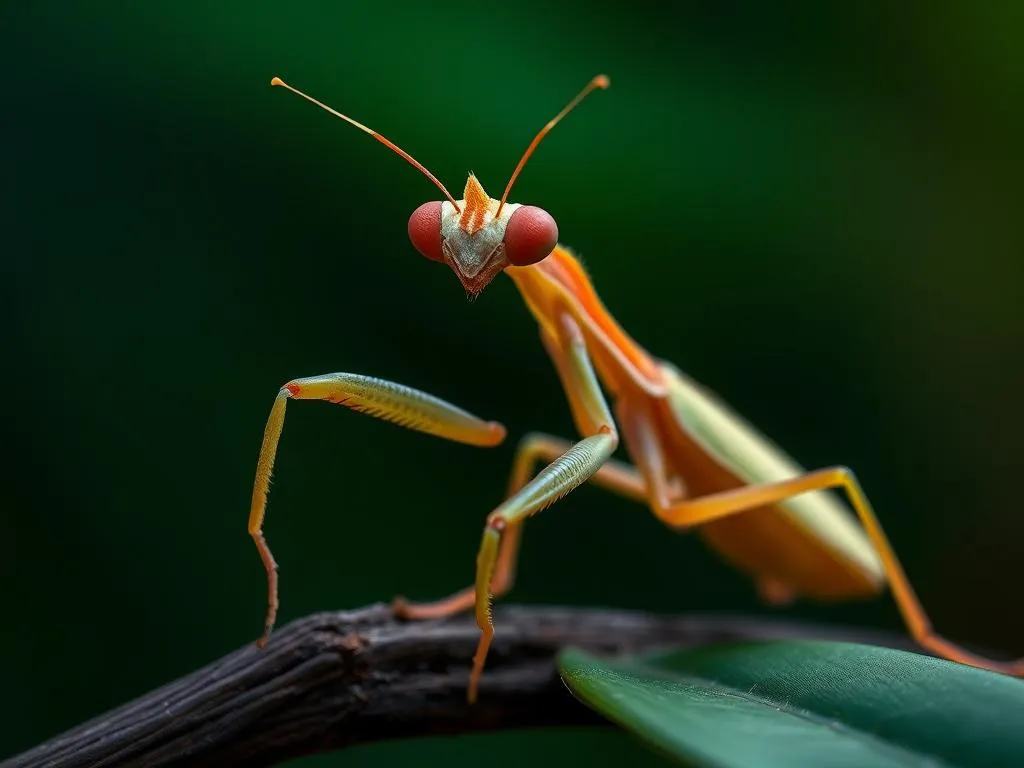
[[559, 640, 1024, 767]]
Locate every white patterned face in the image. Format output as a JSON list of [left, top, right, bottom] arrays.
[[269, 74, 606, 296], [407, 174, 557, 297]]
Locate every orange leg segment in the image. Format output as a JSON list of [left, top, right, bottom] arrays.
[[652, 466, 1024, 676], [617, 401, 1024, 678]]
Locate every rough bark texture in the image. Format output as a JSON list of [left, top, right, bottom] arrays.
[[3, 604, 915, 768]]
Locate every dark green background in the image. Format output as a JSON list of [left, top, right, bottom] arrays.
[[4, 2, 1022, 765]]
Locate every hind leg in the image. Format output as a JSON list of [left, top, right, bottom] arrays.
[[617, 401, 1023, 677]]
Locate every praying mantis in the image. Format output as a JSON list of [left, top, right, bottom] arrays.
[[249, 73, 1023, 704]]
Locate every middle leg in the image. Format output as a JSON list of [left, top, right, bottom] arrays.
[[393, 431, 647, 620]]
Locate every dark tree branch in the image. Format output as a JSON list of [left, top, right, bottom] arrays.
[[3, 604, 916, 768]]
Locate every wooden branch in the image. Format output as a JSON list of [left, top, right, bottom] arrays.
[[3, 604, 915, 768]]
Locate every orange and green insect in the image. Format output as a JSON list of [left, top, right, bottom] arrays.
[[249, 74, 1023, 703]]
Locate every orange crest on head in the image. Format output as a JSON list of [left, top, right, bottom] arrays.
[[459, 174, 494, 234]]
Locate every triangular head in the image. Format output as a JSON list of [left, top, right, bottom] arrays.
[[271, 75, 609, 297], [408, 174, 558, 295]]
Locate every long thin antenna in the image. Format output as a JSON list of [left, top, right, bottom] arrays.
[[495, 74, 610, 217], [271, 77, 461, 212]]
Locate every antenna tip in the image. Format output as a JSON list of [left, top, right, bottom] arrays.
[[594, 74, 610, 89], [270, 76, 285, 87]]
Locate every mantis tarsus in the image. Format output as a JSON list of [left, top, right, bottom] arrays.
[[249, 74, 1023, 703]]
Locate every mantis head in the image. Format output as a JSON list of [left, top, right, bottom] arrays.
[[407, 175, 558, 295], [271, 75, 609, 297]]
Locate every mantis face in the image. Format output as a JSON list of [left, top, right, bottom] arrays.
[[270, 74, 607, 296], [407, 174, 558, 296]]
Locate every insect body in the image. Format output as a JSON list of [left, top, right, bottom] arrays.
[[250, 75, 1023, 703]]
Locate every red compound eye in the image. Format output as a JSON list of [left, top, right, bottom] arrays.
[[504, 206, 558, 266], [408, 201, 443, 262]]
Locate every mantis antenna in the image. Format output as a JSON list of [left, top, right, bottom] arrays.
[[271, 76, 461, 212], [495, 74, 610, 218]]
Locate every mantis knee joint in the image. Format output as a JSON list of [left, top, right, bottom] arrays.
[[485, 514, 508, 532], [829, 465, 857, 485]]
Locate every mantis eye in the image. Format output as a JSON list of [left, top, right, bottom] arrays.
[[503, 206, 558, 266], [408, 201, 444, 262]]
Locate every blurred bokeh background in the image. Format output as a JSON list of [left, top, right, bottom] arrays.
[[3, 2, 1022, 765]]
